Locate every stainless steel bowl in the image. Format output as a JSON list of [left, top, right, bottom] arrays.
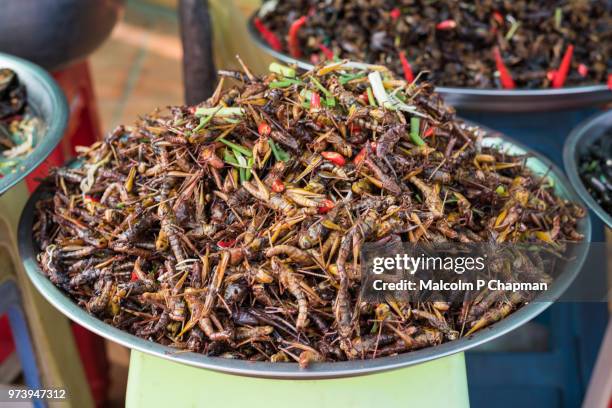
[[247, 15, 612, 113], [0, 0, 125, 72], [18, 135, 591, 379], [563, 111, 612, 228], [0, 52, 68, 196]]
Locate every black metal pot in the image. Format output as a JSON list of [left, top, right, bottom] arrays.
[[0, 0, 125, 71]]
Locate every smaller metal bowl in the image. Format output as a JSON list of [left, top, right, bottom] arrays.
[[0, 52, 68, 196], [247, 14, 612, 113], [563, 111, 612, 228]]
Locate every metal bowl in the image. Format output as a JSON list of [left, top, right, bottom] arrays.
[[18, 135, 591, 379], [0, 0, 125, 72], [247, 15, 612, 113], [563, 111, 612, 228], [0, 53, 68, 196]]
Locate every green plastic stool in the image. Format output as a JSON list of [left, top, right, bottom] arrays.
[[126, 350, 469, 407]]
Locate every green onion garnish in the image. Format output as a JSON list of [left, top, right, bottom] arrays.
[[218, 138, 252, 157], [410, 117, 425, 146]]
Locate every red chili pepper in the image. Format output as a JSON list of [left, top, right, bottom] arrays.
[[424, 127, 436, 138], [436, 19, 457, 30], [608, 74, 612, 90], [310, 92, 321, 109], [546, 70, 557, 82], [398, 51, 415, 82], [577, 64, 588, 77], [552, 44, 574, 88], [358, 91, 369, 105], [318, 199, 335, 214], [353, 142, 377, 165], [217, 239, 236, 248], [321, 151, 345, 166], [258, 121, 271, 137], [288, 16, 308, 58], [353, 147, 367, 165], [318, 43, 334, 60], [84, 194, 99, 203], [492, 11, 504, 25], [350, 123, 363, 134], [492, 47, 516, 89], [271, 179, 285, 193], [130, 271, 139, 282], [253, 18, 282, 51], [390, 8, 401, 21]]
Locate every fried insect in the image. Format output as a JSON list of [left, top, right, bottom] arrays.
[[34, 60, 585, 366]]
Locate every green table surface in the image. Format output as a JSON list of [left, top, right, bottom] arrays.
[[126, 350, 469, 407]]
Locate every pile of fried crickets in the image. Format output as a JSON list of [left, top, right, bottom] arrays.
[[35, 60, 585, 366]]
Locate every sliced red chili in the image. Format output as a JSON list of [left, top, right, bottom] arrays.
[[318, 199, 335, 214], [424, 127, 436, 138], [130, 271, 139, 282], [310, 92, 321, 109], [258, 121, 271, 137], [492, 47, 516, 89], [436, 20, 457, 30], [353, 147, 367, 165], [353, 142, 376, 165], [318, 43, 334, 60], [350, 123, 363, 134], [253, 18, 282, 51], [492, 11, 504, 25], [321, 151, 345, 166], [398, 51, 415, 82], [390, 8, 401, 21], [552, 44, 574, 88], [288, 16, 308, 58], [607, 74, 612, 90], [217, 239, 236, 248], [271, 179, 285, 193], [577, 64, 588, 77]]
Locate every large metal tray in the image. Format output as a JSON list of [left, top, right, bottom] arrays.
[[247, 15, 612, 113], [18, 135, 591, 379], [563, 111, 612, 228], [0, 52, 67, 195]]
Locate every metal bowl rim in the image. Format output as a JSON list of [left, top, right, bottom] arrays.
[[562, 110, 612, 228], [18, 134, 591, 379], [0, 52, 68, 195]]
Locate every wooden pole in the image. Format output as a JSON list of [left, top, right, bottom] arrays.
[[178, 0, 216, 105]]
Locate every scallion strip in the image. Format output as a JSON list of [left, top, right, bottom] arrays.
[[268, 139, 290, 162], [410, 117, 425, 146], [269, 62, 296, 78], [310, 76, 333, 98], [218, 138, 253, 157], [195, 106, 243, 117]]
